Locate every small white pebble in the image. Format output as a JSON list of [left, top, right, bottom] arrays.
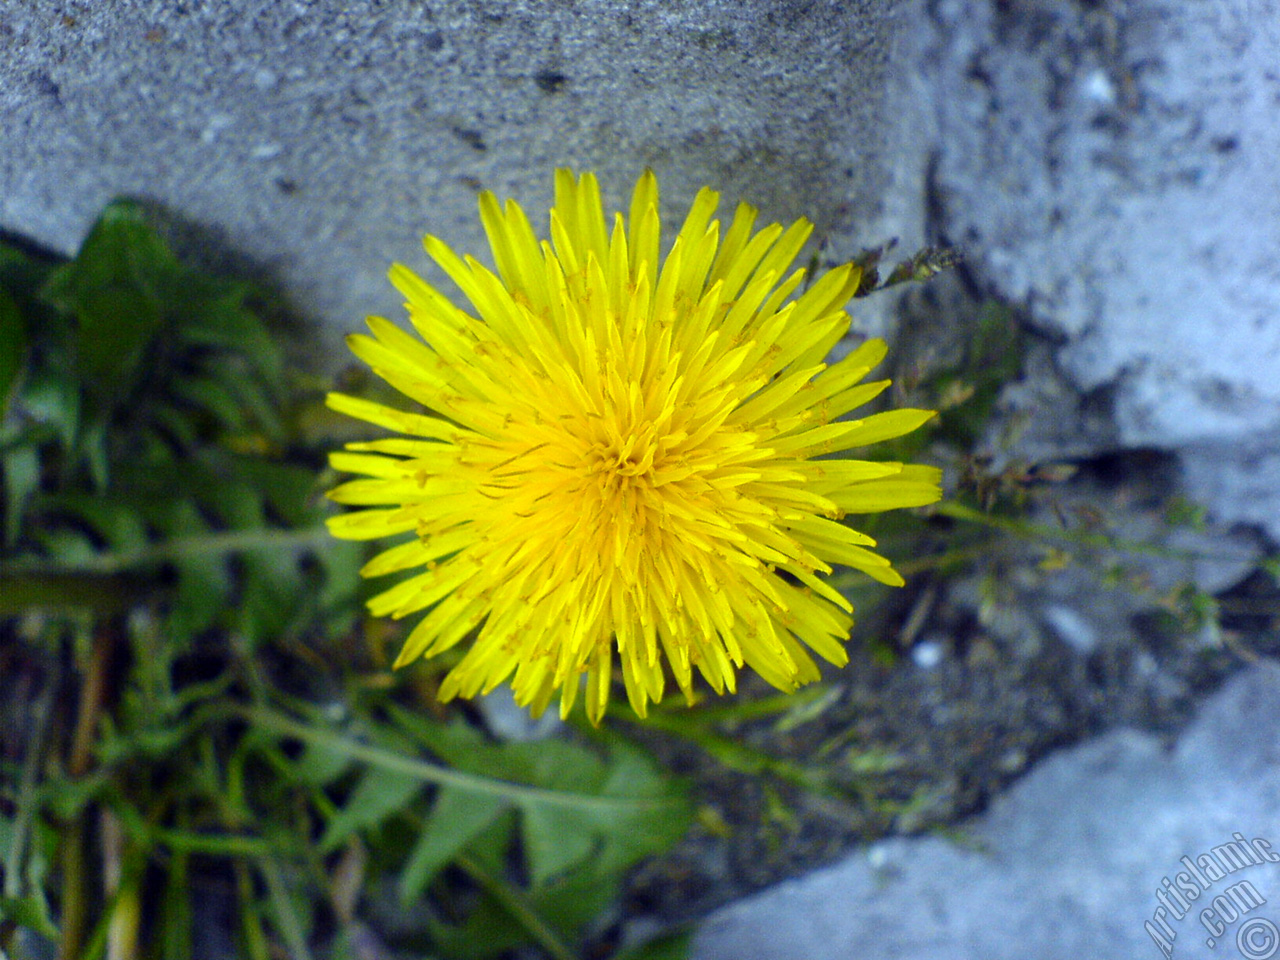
[[867, 842, 891, 870], [1081, 69, 1116, 105], [200, 113, 235, 144], [1043, 604, 1098, 653], [912, 640, 945, 669]]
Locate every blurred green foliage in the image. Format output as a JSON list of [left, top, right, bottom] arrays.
[[0, 203, 692, 960]]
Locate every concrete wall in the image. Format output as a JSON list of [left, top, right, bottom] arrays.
[[910, 0, 1280, 540], [1, 0, 904, 365]]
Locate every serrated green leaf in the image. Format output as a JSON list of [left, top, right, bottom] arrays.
[[520, 801, 599, 888], [293, 740, 353, 787], [30, 526, 100, 567], [591, 738, 693, 872], [314, 538, 363, 613], [18, 369, 80, 453], [41, 200, 171, 394], [199, 469, 265, 530], [236, 548, 304, 642], [252, 706, 692, 951], [146, 404, 201, 452], [38, 493, 149, 554], [169, 375, 247, 433], [388, 705, 691, 884], [81, 418, 109, 490], [524, 863, 623, 948], [319, 767, 425, 853], [400, 787, 508, 903], [2, 443, 39, 546], [228, 458, 317, 528], [156, 499, 230, 641]]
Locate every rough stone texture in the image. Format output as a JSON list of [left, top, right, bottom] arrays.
[[0, 0, 902, 367], [908, 0, 1280, 539], [693, 664, 1280, 960]]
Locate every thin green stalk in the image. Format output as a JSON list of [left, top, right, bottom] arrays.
[[455, 853, 578, 960], [59, 623, 117, 960], [69, 625, 115, 780], [146, 827, 281, 859], [0, 525, 331, 579], [159, 816, 193, 960], [890, 540, 999, 576], [105, 873, 141, 960], [632, 683, 834, 726], [0, 573, 142, 615], [615, 709, 832, 794], [258, 857, 315, 960], [234, 861, 271, 960], [5, 686, 54, 898], [240, 706, 679, 816], [933, 500, 1250, 563], [57, 821, 88, 960]]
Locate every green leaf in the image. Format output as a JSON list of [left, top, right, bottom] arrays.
[[0, 285, 26, 417], [319, 766, 425, 853], [80, 418, 110, 490], [155, 499, 230, 641], [293, 739, 353, 787], [2, 443, 39, 546], [388, 706, 691, 884], [16, 368, 80, 453], [234, 549, 299, 642], [159, 848, 193, 960], [400, 787, 509, 903], [588, 737, 693, 874], [428, 878, 529, 960], [40, 200, 173, 394], [0, 893, 60, 939], [169, 376, 247, 433], [521, 797, 601, 887], [226, 458, 317, 529], [314, 538, 363, 614], [0, 572, 141, 615], [38, 493, 149, 554], [1262, 554, 1280, 586], [0, 241, 58, 305], [250, 706, 693, 942]]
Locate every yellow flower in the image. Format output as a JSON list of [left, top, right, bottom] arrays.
[[327, 170, 941, 724]]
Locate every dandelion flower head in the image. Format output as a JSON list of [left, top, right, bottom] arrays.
[[327, 170, 941, 723]]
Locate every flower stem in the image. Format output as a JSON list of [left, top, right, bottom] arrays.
[[58, 620, 118, 960]]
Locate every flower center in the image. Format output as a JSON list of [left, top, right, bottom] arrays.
[[587, 422, 659, 480]]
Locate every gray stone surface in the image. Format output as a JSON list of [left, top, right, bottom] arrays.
[[693, 664, 1280, 960], [0, 0, 902, 367], [909, 0, 1280, 539]]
